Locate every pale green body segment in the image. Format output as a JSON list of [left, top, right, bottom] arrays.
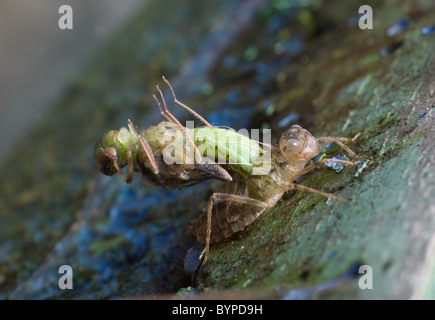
[[192, 126, 267, 176]]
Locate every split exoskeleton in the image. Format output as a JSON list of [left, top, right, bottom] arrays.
[[95, 77, 364, 270]]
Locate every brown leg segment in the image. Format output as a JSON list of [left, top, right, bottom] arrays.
[[200, 193, 271, 270], [154, 84, 203, 162], [162, 76, 212, 128], [291, 183, 351, 202], [153, 94, 174, 123], [128, 119, 160, 174], [300, 158, 362, 176], [100, 146, 133, 184], [317, 132, 361, 159]]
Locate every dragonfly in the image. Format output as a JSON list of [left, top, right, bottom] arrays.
[[95, 77, 363, 270]]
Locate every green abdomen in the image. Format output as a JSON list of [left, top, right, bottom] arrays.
[[192, 127, 265, 176]]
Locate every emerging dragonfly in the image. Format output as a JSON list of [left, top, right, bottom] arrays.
[[95, 77, 363, 269]]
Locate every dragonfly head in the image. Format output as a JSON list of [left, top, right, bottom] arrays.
[[279, 125, 320, 162], [95, 127, 135, 176], [96, 146, 119, 176]]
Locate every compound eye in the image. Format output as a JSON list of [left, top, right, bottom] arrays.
[[97, 147, 118, 175]]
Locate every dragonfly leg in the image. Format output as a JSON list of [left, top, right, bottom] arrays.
[[124, 145, 133, 183], [99, 146, 133, 184], [291, 183, 351, 202], [127, 119, 160, 174], [153, 93, 174, 123], [317, 132, 362, 159], [200, 193, 270, 271], [154, 84, 181, 124], [162, 76, 212, 127], [300, 158, 362, 176], [155, 84, 202, 162]]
